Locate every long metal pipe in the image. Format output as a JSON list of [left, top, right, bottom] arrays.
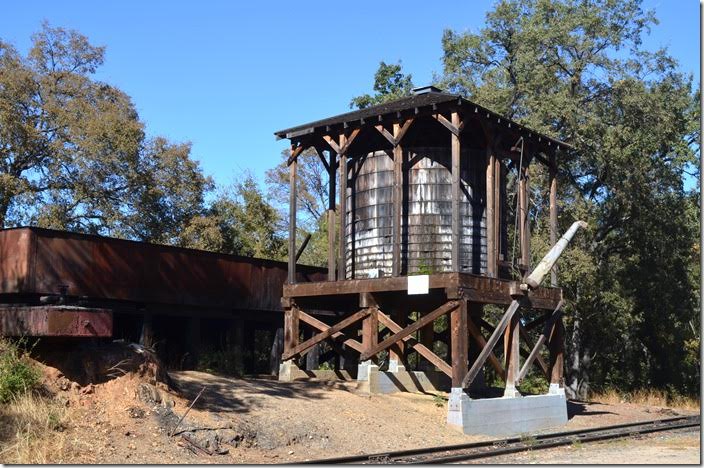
[[522, 220, 587, 290]]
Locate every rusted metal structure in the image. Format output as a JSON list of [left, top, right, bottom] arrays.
[[0, 227, 326, 373], [274, 86, 576, 414]]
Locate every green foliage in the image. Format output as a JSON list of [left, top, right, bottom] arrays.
[[0, 23, 211, 243], [432, 393, 447, 407], [517, 372, 549, 395], [0, 338, 40, 403], [435, 0, 699, 398], [350, 61, 414, 109]]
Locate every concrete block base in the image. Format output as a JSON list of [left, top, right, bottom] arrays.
[[357, 365, 450, 394], [279, 361, 354, 381], [447, 388, 568, 436]]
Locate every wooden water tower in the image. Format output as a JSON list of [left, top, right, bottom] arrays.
[[274, 86, 570, 410]]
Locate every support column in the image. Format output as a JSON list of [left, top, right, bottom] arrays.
[[288, 157, 297, 284], [467, 303, 486, 391], [548, 316, 565, 394], [549, 151, 558, 287], [388, 305, 406, 371], [328, 150, 337, 281], [280, 305, 300, 380], [519, 163, 530, 273], [392, 123, 403, 277], [450, 299, 468, 388], [419, 313, 436, 372], [486, 143, 497, 278], [358, 293, 379, 380], [451, 112, 461, 272], [337, 136, 347, 281], [503, 313, 520, 397], [494, 156, 501, 270], [139, 311, 154, 348]]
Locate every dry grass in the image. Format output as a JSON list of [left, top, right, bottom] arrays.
[[0, 391, 71, 464], [590, 389, 700, 411]]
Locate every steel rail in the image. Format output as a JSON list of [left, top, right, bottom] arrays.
[[299, 416, 699, 465]]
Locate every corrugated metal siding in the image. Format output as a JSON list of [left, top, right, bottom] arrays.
[[345, 147, 487, 279]]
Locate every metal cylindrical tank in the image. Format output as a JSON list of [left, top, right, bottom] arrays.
[[345, 147, 487, 279]]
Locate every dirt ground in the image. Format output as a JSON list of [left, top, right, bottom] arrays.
[[8, 368, 701, 464]]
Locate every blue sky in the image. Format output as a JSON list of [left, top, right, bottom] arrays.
[[1, 1, 700, 191]]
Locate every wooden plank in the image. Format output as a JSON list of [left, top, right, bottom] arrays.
[[298, 310, 364, 354], [549, 315, 565, 386], [494, 155, 501, 268], [283, 308, 370, 360], [286, 144, 306, 166], [517, 301, 563, 383], [451, 299, 469, 387], [461, 299, 522, 388], [549, 150, 558, 287], [433, 113, 462, 136], [519, 163, 530, 270], [360, 301, 459, 361], [337, 134, 347, 281], [485, 143, 496, 278], [395, 118, 414, 143], [285, 273, 460, 297], [339, 127, 361, 155], [361, 293, 379, 357], [388, 305, 406, 365], [283, 306, 299, 355], [517, 322, 549, 379], [374, 124, 396, 146], [451, 111, 461, 272], [377, 312, 453, 378], [467, 318, 506, 380], [327, 150, 336, 281], [288, 159, 297, 284], [322, 135, 341, 154], [392, 122, 403, 276], [295, 233, 311, 262], [503, 313, 520, 390]]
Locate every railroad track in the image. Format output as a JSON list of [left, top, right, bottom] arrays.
[[302, 415, 700, 464]]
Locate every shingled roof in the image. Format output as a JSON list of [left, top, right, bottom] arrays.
[[274, 88, 572, 151]]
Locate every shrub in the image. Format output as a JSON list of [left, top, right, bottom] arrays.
[[0, 338, 40, 403]]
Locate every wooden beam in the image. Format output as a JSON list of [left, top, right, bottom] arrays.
[[322, 135, 341, 154], [286, 144, 306, 166], [377, 312, 453, 378], [451, 299, 469, 387], [361, 293, 379, 357], [391, 122, 403, 276], [451, 111, 461, 272], [494, 156, 501, 268], [519, 163, 530, 270], [517, 300, 563, 383], [518, 321, 549, 379], [467, 318, 506, 380], [433, 113, 464, 136], [549, 150, 558, 287], [283, 308, 370, 360], [327, 150, 336, 281], [295, 233, 311, 262], [314, 146, 330, 172], [298, 310, 364, 353], [486, 143, 496, 277], [337, 134, 347, 281], [360, 301, 459, 361], [338, 128, 361, 155], [288, 158, 297, 283], [283, 306, 299, 356], [461, 299, 522, 388], [388, 305, 406, 365], [503, 313, 520, 392], [395, 118, 414, 143], [374, 125, 396, 146], [549, 315, 565, 386]]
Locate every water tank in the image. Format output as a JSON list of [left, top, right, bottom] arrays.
[[345, 147, 487, 278]]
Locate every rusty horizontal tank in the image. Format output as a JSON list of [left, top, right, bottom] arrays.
[[0, 227, 326, 314], [345, 147, 493, 279]]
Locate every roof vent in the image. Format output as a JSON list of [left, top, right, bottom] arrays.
[[412, 85, 444, 95]]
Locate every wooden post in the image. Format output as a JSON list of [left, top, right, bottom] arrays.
[[549, 151, 558, 287], [549, 316, 565, 387], [467, 303, 486, 389], [139, 312, 153, 348], [392, 122, 403, 276], [419, 312, 435, 371], [337, 135, 347, 281], [361, 293, 379, 359], [451, 299, 469, 387], [283, 305, 300, 357], [519, 162, 530, 271], [288, 158, 297, 284], [388, 305, 406, 369], [485, 142, 497, 278], [494, 156, 501, 269], [503, 313, 520, 396], [451, 112, 461, 272], [328, 150, 337, 281]]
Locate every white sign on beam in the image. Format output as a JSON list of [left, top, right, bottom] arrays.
[[407, 275, 429, 295]]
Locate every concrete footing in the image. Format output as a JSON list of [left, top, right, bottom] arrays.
[[447, 386, 568, 436], [356, 362, 449, 394], [278, 361, 355, 381]]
